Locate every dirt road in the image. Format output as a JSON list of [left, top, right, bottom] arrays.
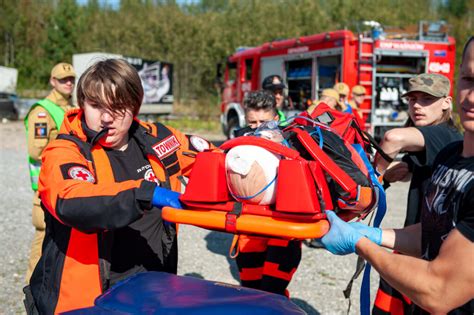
[[0, 121, 408, 314]]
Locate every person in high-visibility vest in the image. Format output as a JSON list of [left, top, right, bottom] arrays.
[[24, 62, 76, 282]]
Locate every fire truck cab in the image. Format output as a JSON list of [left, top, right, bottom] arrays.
[[219, 21, 455, 139]]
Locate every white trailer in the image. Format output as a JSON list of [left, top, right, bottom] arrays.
[[0, 66, 19, 120], [73, 52, 173, 115], [0, 66, 18, 94]]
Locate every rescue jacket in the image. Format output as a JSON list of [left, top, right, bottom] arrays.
[[24, 99, 66, 191], [30, 109, 202, 314]]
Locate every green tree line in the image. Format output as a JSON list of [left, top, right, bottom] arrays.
[[0, 0, 472, 104]]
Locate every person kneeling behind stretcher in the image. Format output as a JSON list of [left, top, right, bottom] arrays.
[[232, 90, 302, 297], [24, 58, 214, 314]]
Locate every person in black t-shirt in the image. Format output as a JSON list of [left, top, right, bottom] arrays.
[[375, 72, 461, 226], [372, 73, 462, 313], [319, 37, 474, 314]]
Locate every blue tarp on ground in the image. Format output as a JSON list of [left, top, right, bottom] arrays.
[[63, 271, 306, 315]]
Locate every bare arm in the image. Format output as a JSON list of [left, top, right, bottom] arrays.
[[383, 161, 412, 182], [356, 228, 474, 314], [380, 223, 421, 257], [375, 127, 425, 173]]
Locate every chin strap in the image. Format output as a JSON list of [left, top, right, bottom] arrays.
[[91, 127, 109, 145]]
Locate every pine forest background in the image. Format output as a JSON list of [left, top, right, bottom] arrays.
[[0, 0, 472, 119]]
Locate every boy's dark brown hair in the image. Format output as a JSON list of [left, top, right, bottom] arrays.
[[243, 90, 277, 116], [77, 59, 143, 116], [461, 36, 474, 64]]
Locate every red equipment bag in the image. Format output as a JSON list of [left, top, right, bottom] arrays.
[[162, 103, 380, 239]]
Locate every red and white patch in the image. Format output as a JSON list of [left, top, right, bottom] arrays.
[[68, 166, 95, 183], [190, 136, 210, 152], [37, 112, 47, 118], [152, 135, 180, 159], [144, 169, 160, 184]]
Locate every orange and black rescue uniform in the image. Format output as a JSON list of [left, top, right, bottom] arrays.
[[26, 109, 212, 314], [236, 236, 302, 297]]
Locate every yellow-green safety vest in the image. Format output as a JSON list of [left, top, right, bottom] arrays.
[[277, 109, 289, 127], [24, 99, 65, 191]]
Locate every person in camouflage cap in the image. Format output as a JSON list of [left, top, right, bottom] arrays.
[[404, 73, 450, 97], [370, 71, 462, 314], [402, 73, 453, 127]]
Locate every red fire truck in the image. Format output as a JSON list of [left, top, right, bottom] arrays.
[[218, 21, 456, 139]]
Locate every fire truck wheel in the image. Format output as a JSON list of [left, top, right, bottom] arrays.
[[227, 117, 239, 139]]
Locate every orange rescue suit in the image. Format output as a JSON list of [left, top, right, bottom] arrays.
[[29, 109, 206, 314]]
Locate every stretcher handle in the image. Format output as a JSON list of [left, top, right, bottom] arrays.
[[292, 128, 358, 199], [220, 136, 302, 160]]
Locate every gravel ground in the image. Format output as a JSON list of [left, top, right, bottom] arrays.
[[0, 120, 408, 314]]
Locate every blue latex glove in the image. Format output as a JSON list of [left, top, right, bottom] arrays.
[[152, 186, 182, 209], [321, 210, 363, 255], [350, 222, 382, 245]]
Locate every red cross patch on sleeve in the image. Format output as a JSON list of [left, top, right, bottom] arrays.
[[144, 168, 160, 184], [60, 163, 95, 183]]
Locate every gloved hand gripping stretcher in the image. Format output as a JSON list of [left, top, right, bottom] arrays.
[[162, 103, 384, 239]]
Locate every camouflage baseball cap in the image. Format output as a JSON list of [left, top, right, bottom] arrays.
[[402, 73, 450, 98]]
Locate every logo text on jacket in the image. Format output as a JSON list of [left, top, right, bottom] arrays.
[[153, 135, 180, 159]]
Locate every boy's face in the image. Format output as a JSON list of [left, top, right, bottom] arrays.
[[406, 91, 450, 127], [458, 41, 474, 133], [273, 88, 284, 109], [320, 95, 338, 110], [352, 92, 365, 106], [83, 99, 134, 150], [51, 76, 75, 97], [246, 109, 278, 129]]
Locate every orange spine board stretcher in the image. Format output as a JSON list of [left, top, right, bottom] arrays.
[[162, 207, 330, 239], [161, 128, 376, 240]]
